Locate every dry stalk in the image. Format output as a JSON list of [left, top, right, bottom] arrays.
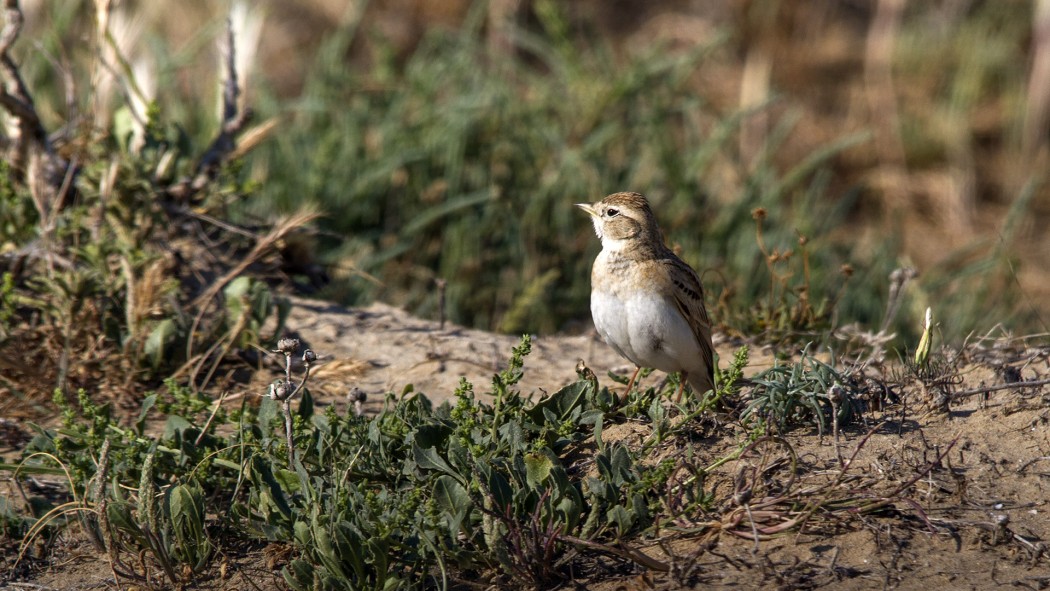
[[195, 390, 229, 446], [184, 208, 320, 366], [166, 15, 259, 203], [793, 422, 886, 534], [880, 267, 917, 334], [269, 338, 316, 467], [186, 302, 249, 392], [1, 0, 73, 233], [557, 534, 670, 572], [666, 424, 956, 548], [436, 277, 447, 330]]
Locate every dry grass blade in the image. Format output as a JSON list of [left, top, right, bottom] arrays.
[[189, 208, 320, 312], [558, 534, 670, 572], [182, 207, 319, 373]]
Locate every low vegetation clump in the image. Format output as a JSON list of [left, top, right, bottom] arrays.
[[0, 2, 309, 417], [7, 337, 980, 590]]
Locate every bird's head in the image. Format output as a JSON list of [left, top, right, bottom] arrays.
[[576, 192, 662, 249]]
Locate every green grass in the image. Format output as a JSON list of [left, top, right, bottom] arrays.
[[239, 2, 1038, 343], [245, 12, 869, 338]]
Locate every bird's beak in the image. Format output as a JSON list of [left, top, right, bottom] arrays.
[[575, 203, 597, 217]]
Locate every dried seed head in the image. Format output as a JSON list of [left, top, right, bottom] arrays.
[[827, 384, 844, 403], [269, 379, 289, 401], [302, 349, 317, 364], [348, 387, 367, 417], [797, 234, 808, 246], [575, 359, 597, 381], [840, 264, 854, 277], [751, 207, 767, 221], [276, 338, 300, 355]]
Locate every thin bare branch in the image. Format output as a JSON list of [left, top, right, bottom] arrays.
[[184, 208, 320, 366], [167, 14, 256, 202], [952, 378, 1050, 399], [1, 0, 47, 145], [1, 0, 74, 230]]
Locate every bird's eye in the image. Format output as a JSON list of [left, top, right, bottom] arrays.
[[606, 208, 620, 217]]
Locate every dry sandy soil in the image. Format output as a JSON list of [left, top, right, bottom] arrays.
[[3, 296, 1050, 590]]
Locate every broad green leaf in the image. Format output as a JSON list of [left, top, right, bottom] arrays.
[[410, 424, 452, 449], [249, 456, 293, 521], [527, 380, 590, 425], [112, 105, 136, 152], [607, 504, 633, 534], [249, 280, 273, 324], [434, 475, 471, 514], [477, 460, 513, 508], [524, 452, 553, 488], [134, 394, 157, 435], [224, 275, 252, 299], [169, 484, 212, 571], [283, 559, 315, 591], [412, 444, 462, 482], [163, 414, 193, 440]]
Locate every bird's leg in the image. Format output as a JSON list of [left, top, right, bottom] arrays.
[[674, 372, 688, 403], [621, 366, 642, 402]]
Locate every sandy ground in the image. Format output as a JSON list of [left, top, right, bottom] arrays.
[[283, 296, 778, 410]]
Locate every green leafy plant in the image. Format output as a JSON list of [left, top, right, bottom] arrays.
[[9, 332, 1017, 588], [6, 336, 732, 589], [0, 4, 301, 413]]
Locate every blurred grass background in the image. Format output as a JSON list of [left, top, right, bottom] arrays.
[[14, 0, 1050, 343]]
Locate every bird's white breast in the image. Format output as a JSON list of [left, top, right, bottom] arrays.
[[590, 286, 703, 375]]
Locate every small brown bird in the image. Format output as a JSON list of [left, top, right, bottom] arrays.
[[577, 192, 715, 401]]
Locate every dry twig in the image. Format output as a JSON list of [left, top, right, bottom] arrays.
[[1, 0, 73, 233], [166, 16, 258, 202]]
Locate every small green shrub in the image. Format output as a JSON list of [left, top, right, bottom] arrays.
[[0, 4, 296, 407], [742, 347, 861, 435]]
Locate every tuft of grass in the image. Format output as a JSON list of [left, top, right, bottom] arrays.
[[742, 347, 864, 436]]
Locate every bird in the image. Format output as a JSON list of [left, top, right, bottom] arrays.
[[577, 192, 714, 402]]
